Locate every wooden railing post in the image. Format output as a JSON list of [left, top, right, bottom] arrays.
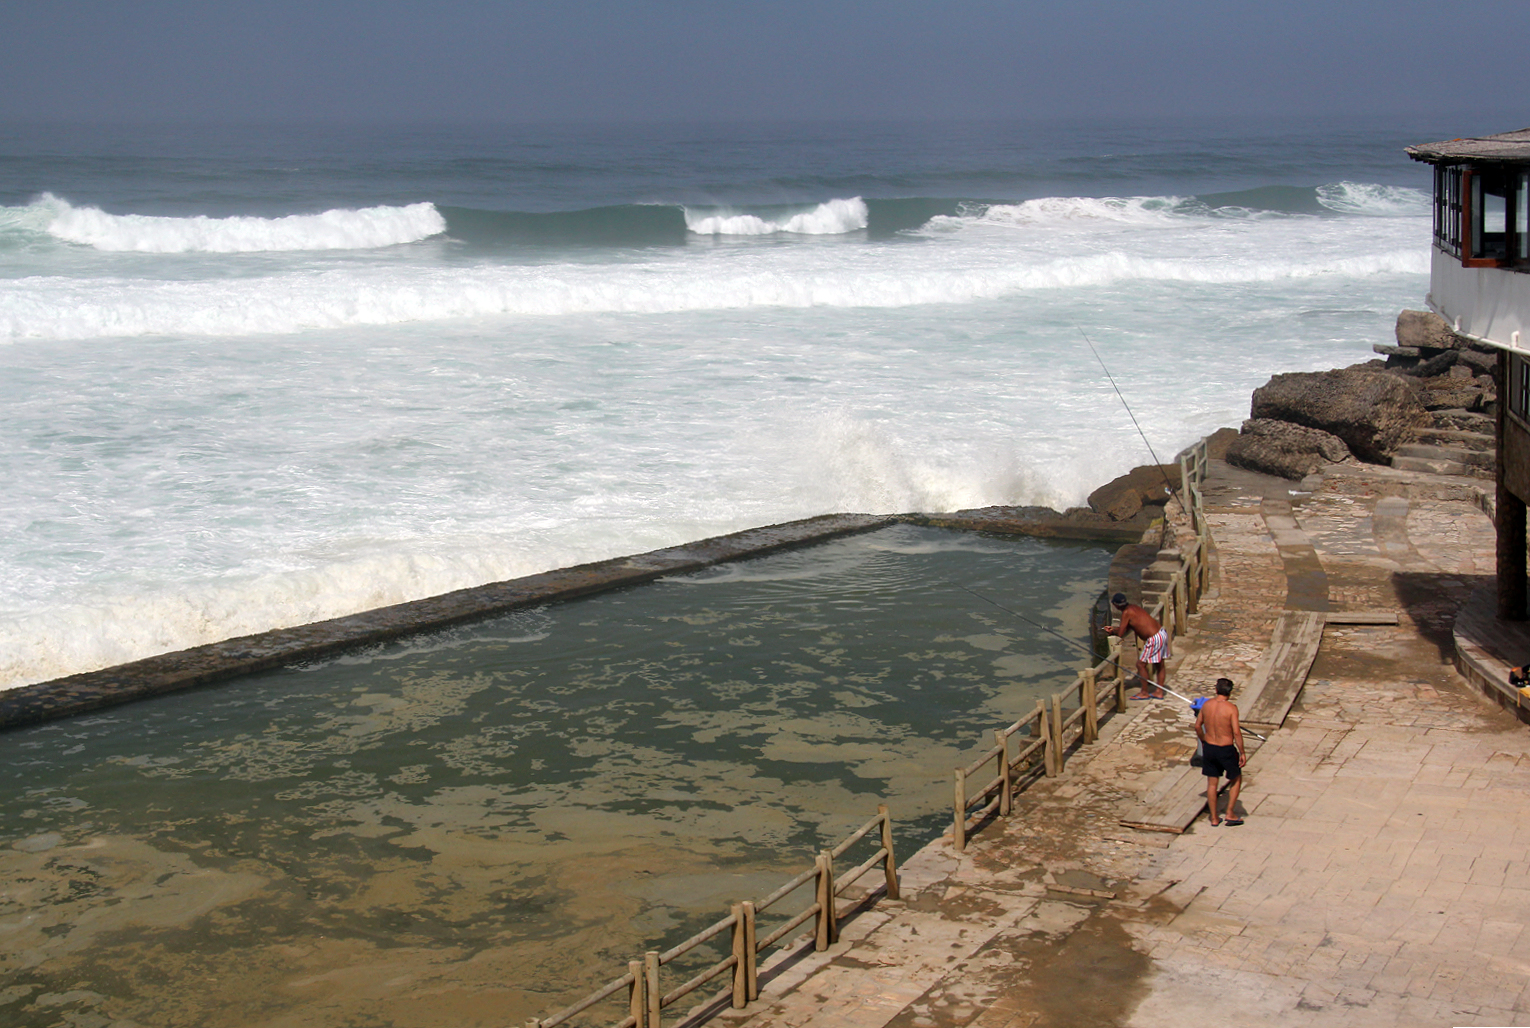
[[629, 959, 647, 1028], [952, 767, 967, 851], [814, 851, 838, 949], [878, 805, 899, 901], [644, 951, 661, 1028], [995, 729, 1012, 816], [742, 902, 758, 1000], [1186, 542, 1201, 613], [1200, 522, 1211, 593], [1042, 701, 1057, 777], [730, 904, 748, 1009], [1111, 639, 1128, 712], [1082, 668, 1098, 743], [1174, 571, 1188, 638], [1179, 454, 1192, 530], [1046, 694, 1064, 774]]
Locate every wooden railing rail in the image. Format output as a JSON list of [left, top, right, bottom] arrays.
[[534, 806, 899, 1028], [950, 433, 1215, 852]]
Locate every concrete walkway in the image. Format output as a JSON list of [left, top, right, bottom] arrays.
[[706, 459, 1530, 1028]]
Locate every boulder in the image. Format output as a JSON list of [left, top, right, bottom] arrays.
[[1401, 350, 1459, 377], [1249, 369, 1427, 463], [1396, 309, 1469, 352], [1087, 463, 1182, 522], [1457, 348, 1499, 375], [1225, 419, 1352, 480], [1202, 426, 1240, 461], [1422, 387, 1484, 412]]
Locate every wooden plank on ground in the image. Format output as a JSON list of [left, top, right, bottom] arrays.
[[1119, 738, 1265, 834], [1322, 610, 1400, 625], [1242, 611, 1324, 730]]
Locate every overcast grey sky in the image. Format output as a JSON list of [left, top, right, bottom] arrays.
[[2, 1, 1525, 126]]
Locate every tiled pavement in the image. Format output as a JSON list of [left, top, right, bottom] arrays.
[[708, 460, 1530, 1028]]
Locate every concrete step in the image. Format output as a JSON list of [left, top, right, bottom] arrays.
[[1392, 455, 1470, 476], [1414, 428, 1496, 453], [1394, 443, 1494, 468], [1428, 409, 1494, 434]]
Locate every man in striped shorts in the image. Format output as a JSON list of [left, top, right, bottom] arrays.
[[1104, 592, 1169, 699]]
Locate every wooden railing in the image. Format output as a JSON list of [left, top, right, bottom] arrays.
[[530, 436, 1221, 1023], [951, 435, 1214, 851], [531, 806, 898, 1028]]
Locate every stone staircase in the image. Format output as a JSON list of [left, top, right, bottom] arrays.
[[1391, 410, 1495, 478]]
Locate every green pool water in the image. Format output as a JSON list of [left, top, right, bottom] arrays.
[[0, 524, 1111, 1028]]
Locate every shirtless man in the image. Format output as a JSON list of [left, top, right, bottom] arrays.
[[1102, 592, 1168, 698], [1195, 677, 1247, 826]]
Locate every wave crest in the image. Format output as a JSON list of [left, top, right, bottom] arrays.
[[39, 194, 446, 253], [1315, 182, 1430, 217], [686, 197, 868, 235], [0, 247, 1428, 342]]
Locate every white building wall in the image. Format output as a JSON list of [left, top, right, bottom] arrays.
[[1429, 248, 1530, 350]]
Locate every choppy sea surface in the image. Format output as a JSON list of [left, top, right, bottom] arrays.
[[0, 117, 1438, 690]]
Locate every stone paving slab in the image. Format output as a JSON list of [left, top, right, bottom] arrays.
[[714, 459, 1528, 1028]]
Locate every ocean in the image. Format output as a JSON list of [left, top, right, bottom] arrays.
[[0, 115, 1441, 1026], [0, 116, 1433, 690]]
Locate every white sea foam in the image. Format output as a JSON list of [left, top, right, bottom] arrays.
[[35, 194, 445, 252], [0, 247, 1427, 341], [932, 195, 1184, 230], [1316, 182, 1431, 217], [686, 197, 868, 235], [0, 180, 1436, 690]]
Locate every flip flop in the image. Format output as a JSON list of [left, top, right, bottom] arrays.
[[1223, 818, 1244, 826], [1129, 694, 1153, 701]]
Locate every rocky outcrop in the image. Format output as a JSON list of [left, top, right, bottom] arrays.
[[1249, 369, 1427, 463], [1376, 310, 1500, 415], [1225, 419, 1352, 480], [1087, 463, 1182, 522]]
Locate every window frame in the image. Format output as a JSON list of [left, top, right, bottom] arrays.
[[1450, 162, 1530, 270]]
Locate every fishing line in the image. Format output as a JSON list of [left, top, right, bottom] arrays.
[[1076, 325, 1184, 511], [949, 579, 1267, 740]]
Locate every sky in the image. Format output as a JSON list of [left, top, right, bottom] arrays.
[[2, 1, 1527, 127]]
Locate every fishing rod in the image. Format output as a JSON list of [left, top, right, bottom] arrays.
[[950, 580, 1267, 741], [1076, 325, 1186, 514]]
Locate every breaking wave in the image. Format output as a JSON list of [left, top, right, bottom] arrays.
[[36, 194, 446, 252], [0, 247, 1428, 342], [686, 197, 868, 235]]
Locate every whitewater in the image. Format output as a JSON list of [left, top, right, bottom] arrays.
[[0, 120, 1437, 689]]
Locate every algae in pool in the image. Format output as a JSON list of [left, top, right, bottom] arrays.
[[0, 524, 1111, 1028]]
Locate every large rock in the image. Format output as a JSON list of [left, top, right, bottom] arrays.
[[1225, 419, 1352, 480], [1400, 349, 1459, 377], [1396, 309, 1469, 352], [1087, 463, 1182, 521], [1249, 369, 1427, 463], [1456, 348, 1499, 375]]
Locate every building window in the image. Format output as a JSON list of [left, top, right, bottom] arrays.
[[1434, 163, 1530, 268], [1472, 172, 1511, 260], [1519, 171, 1529, 261], [1436, 165, 1462, 257], [1515, 355, 1530, 421]]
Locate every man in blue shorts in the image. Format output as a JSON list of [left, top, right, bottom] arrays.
[[1195, 677, 1247, 826]]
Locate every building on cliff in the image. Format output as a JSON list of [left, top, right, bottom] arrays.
[[1408, 128, 1530, 619]]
